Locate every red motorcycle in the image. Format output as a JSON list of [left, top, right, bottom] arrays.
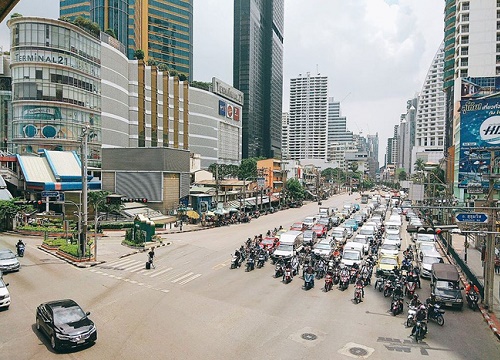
[[284, 268, 293, 284], [324, 273, 333, 292], [354, 284, 363, 304], [405, 280, 416, 298]]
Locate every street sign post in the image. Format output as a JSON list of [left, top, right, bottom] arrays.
[[455, 212, 489, 223]]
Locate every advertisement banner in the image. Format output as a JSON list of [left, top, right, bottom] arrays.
[[458, 97, 500, 188], [218, 100, 226, 117]]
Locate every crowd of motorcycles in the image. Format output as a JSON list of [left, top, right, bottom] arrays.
[[229, 203, 482, 344]]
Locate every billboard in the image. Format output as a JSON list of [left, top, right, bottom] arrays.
[[218, 99, 241, 122], [458, 97, 500, 189]]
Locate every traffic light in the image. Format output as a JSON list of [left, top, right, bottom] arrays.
[[417, 227, 435, 234]]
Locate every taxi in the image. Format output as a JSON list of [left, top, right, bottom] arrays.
[[376, 254, 401, 276]]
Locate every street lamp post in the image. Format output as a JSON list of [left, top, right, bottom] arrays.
[[80, 124, 90, 258]]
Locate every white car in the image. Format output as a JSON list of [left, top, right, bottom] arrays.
[[313, 240, 333, 258], [379, 241, 399, 257], [352, 235, 370, 255], [0, 278, 10, 309], [420, 251, 444, 278], [302, 216, 317, 229], [415, 233, 436, 250], [383, 233, 401, 248], [0, 249, 21, 273], [418, 242, 438, 260]]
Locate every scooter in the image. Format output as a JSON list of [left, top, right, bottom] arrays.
[[391, 296, 404, 316], [257, 253, 266, 268], [405, 280, 417, 298], [246, 257, 255, 272], [17, 243, 25, 257], [406, 304, 417, 328], [339, 270, 350, 291], [230, 255, 240, 269], [304, 272, 315, 290], [275, 262, 284, 278]]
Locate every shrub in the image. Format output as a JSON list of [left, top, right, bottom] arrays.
[[17, 225, 65, 233], [43, 238, 68, 247], [58, 243, 91, 258]]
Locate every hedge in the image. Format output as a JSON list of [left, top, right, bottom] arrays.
[[43, 238, 69, 247], [58, 243, 92, 257]]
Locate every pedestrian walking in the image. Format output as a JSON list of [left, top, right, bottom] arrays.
[[495, 256, 500, 275], [148, 247, 156, 269]]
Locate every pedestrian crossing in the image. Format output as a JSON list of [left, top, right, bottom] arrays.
[[89, 258, 202, 288]]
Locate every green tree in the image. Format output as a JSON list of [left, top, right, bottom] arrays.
[[10, 13, 22, 18], [88, 191, 123, 219], [134, 49, 145, 60], [286, 178, 305, 201], [398, 169, 407, 181], [0, 199, 33, 230], [190, 81, 211, 91], [147, 59, 158, 66], [238, 158, 257, 180], [73, 16, 100, 37], [208, 163, 239, 179]]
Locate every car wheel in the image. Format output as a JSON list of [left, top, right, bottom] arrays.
[[50, 335, 58, 351]]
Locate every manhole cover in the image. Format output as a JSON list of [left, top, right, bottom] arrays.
[[349, 347, 368, 356], [301, 333, 317, 341]]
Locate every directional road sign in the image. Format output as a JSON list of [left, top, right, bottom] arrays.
[[455, 212, 489, 223], [41, 191, 59, 198]]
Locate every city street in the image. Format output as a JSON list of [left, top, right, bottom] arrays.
[[1, 193, 499, 359]]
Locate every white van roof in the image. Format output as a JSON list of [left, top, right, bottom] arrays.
[[279, 230, 302, 244]]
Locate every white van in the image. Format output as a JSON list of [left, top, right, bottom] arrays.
[[272, 230, 304, 259], [341, 246, 363, 267]]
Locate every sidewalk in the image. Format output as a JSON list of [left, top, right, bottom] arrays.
[[449, 233, 500, 339]]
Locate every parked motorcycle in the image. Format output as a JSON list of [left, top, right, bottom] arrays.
[[353, 284, 363, 304], [427, 303, 445, 326], [324, 273, 333, 292], [467, 290, 479, 311], [304, 273, 315, 290]]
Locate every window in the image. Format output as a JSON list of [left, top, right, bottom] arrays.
[[35, 69, 42, 80]]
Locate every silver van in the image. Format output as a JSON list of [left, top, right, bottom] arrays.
[[272, 230, 304, 259]]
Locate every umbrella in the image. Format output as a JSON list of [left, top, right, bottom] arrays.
[[186, 210, 200, 219], [205, 211, 215, 217]]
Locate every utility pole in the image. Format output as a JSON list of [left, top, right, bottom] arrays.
[[484, 149, 498, 310], [80, 124, 90, 259]]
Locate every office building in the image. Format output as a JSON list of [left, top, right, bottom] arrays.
[[60, 0, 193, 79], [281, 112, 289, 159], [327, 97, 353, 145], [233, 0, 284, 159]]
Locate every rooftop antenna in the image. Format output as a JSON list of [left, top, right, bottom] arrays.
[[316, 64, 319, 75]]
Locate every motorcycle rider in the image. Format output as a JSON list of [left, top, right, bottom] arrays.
[[410, 304, 428, 338], [355, 275, 365, 300], [16, 239, 25, 255], [393, 282, 404, 299], [465, 281, 479, 295], [234, 249, 241, 267], [410, 294, 421, 308], [426, 294, 438, 318], [283, 261, 293, 281], [305, 264, 315, 287]]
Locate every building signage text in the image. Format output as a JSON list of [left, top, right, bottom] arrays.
[[212, 77, 244, 105]]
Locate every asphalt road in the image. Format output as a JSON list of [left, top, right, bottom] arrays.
[[1, 192, 499, 360]]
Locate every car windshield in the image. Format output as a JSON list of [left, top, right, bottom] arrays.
[[331, 232, 343, 238], [343, 251, 360, 260], [420, 244, 436, 251], [360, 229, 373, 235], [382, 244, 398, 250], [0, 251, 15, 260], [417, 234, 434, 241], [53, 305, 86, 325], [380, 257, 397, 265], [422, 256, 442, 264], [386, 234, 400, 240], [277, 244, 293, 251], [303, 231, 314, 238], [0, 279, 6, 288], [315, 244, 331, 250], [436, 280, 460, 290], [354, 237, 367, 244]]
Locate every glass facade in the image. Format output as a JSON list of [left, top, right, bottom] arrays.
[[8, 18, 101, 165], [61, 0, 193, 80], [234, 0, 284, 159]]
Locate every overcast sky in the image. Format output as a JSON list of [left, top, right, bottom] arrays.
[[0, 0, 444, 165]]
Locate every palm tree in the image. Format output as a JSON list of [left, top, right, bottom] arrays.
[[414, 158, 425, 183]]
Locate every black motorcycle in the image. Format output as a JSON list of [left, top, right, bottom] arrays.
[[275, 261, 284, 278], [304, 273, 315, 290], [467, 290, 479, 311], [256, 253, 266, 268], [413, 320, 427, 343], [391, 296, 404, 316], [246, 257, 255, 272]]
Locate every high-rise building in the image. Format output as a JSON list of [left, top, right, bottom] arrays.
[[327, 97, 353, 145], [281, 112, 290, 159], [442, 0, 500, 197], [412, 42, 445, 168], [60, 0, 193, 79], [288, 73, 328, 161], [398, 97, 418, 173], [233, 0, 284, 159]]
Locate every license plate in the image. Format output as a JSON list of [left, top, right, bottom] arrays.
[[445, 302, 452, 307], [77, 340, 85, 344]]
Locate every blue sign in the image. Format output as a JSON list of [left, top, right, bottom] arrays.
[[41, 191, 59, 198], [455, 212, 489, 223], [218, 100, 226, 116]]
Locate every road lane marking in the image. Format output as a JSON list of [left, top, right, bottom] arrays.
[[150, 267, 173, 277], [178, 274, 201, 285], [171, 272, 194, 283], [129, 264, 148, 272]]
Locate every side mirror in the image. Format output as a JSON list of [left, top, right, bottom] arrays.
[[5, 283, 9, 286], [86, 311, 91, 316]]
